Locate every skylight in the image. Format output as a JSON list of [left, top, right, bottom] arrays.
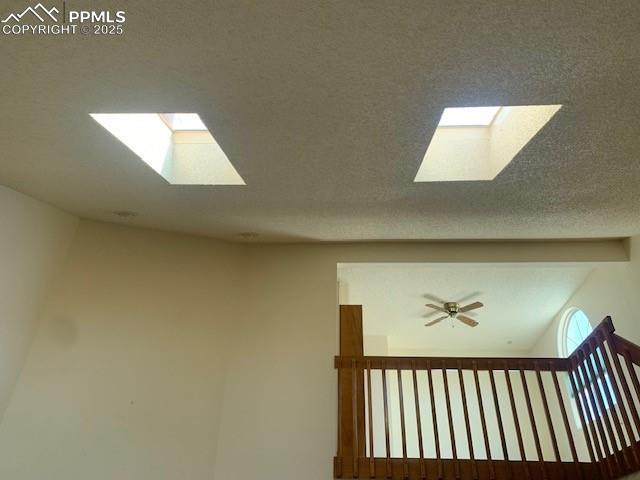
[[438, 106, 501, 127], [415, 104, 562, 182], [160, 113, 208, 131], [91, 113, 245, 186]]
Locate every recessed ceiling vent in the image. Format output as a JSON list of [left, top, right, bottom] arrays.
[[90, 113, 245, 186], [414, 105, 562, 182]]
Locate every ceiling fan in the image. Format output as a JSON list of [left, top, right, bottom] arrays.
[[424, 301, 483, 327]]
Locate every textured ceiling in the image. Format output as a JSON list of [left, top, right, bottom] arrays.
[[1, 1, 639, 242], [338, 263, 594, 354]]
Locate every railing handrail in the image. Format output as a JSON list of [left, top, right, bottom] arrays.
[[335, 316, 637, 373], [567, 315, 615, 364], [612, 333, 640, 367], [335, 355, 570, 371]]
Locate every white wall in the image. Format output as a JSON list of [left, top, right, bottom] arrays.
[[0, 221, 243, 480], [212, 246, 339, 480], [533, 236, 640, 354], [0, 219, 630, 480], [0, 186, 77, 421]]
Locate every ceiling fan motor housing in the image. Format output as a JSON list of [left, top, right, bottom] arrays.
[[444, 302, 460, 316]]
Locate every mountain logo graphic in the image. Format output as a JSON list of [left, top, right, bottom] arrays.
[[1, 3, 59, 23]]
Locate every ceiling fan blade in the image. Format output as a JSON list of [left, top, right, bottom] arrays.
[[424, 293, 446, 304], [425, 303, 447, 313], [457, 315, 479, 327], [459, 301, 484, 313], [425, 315, 448, 327], [455, 291, 481, 305]]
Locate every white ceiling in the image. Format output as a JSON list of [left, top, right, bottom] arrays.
[[1, 1, 640, 241], [338, 263, 594, 355]]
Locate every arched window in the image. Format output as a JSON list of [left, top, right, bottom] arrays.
[[560, 308, 593, 357]]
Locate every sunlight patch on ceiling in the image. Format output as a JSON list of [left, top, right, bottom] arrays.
[[415, 104, 562, 182], [90, 113, 245, 186]]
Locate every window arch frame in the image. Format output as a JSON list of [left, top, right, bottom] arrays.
[[558, 307, 593, 358]]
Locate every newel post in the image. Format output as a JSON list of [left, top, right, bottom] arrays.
[[338, 305, 366, 464]]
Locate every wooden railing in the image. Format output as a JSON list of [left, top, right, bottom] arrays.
[[334, 317, 640, 480]]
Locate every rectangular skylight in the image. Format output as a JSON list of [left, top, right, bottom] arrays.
[[438, 106, 501, 127], [160, 113, 208, 131], [91, 113, 244, 186], [416, 104, 562, 182], [91, 114, 173, 174]]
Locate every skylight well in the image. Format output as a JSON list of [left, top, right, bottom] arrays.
[[415, 104, 562, 182], [90, 113, 245, 186], [160, 113, 208, 131], [438, 106, 501, 127]]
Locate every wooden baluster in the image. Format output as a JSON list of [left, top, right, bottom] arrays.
[[443, 361, 460, 479], [590, 338, 634, 472], [473, 361, 494, 480], [337, 362, 343, 478], [427, 361, 442, 480], [603, 330, 640, 461], [622, 349, 640, 413], [598, 335, 640, 468], [412, 362, 426, 479], [622, 347, 640, 465], [581, 345, 622, 475], [575, 351, 615, 478], [397, 367, 409, 479], [458, 361, 477, 479], [550, 363, 583, 479], [489, 364, 510, 475], [352, 359, 360, 477], [571, 356, 610, 479], [504, 363, 529, 479], [535, 363, 561, 468], [519, 363, 546, 479], [382, 368, 391, 479], [366, 361, 375, 478]]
